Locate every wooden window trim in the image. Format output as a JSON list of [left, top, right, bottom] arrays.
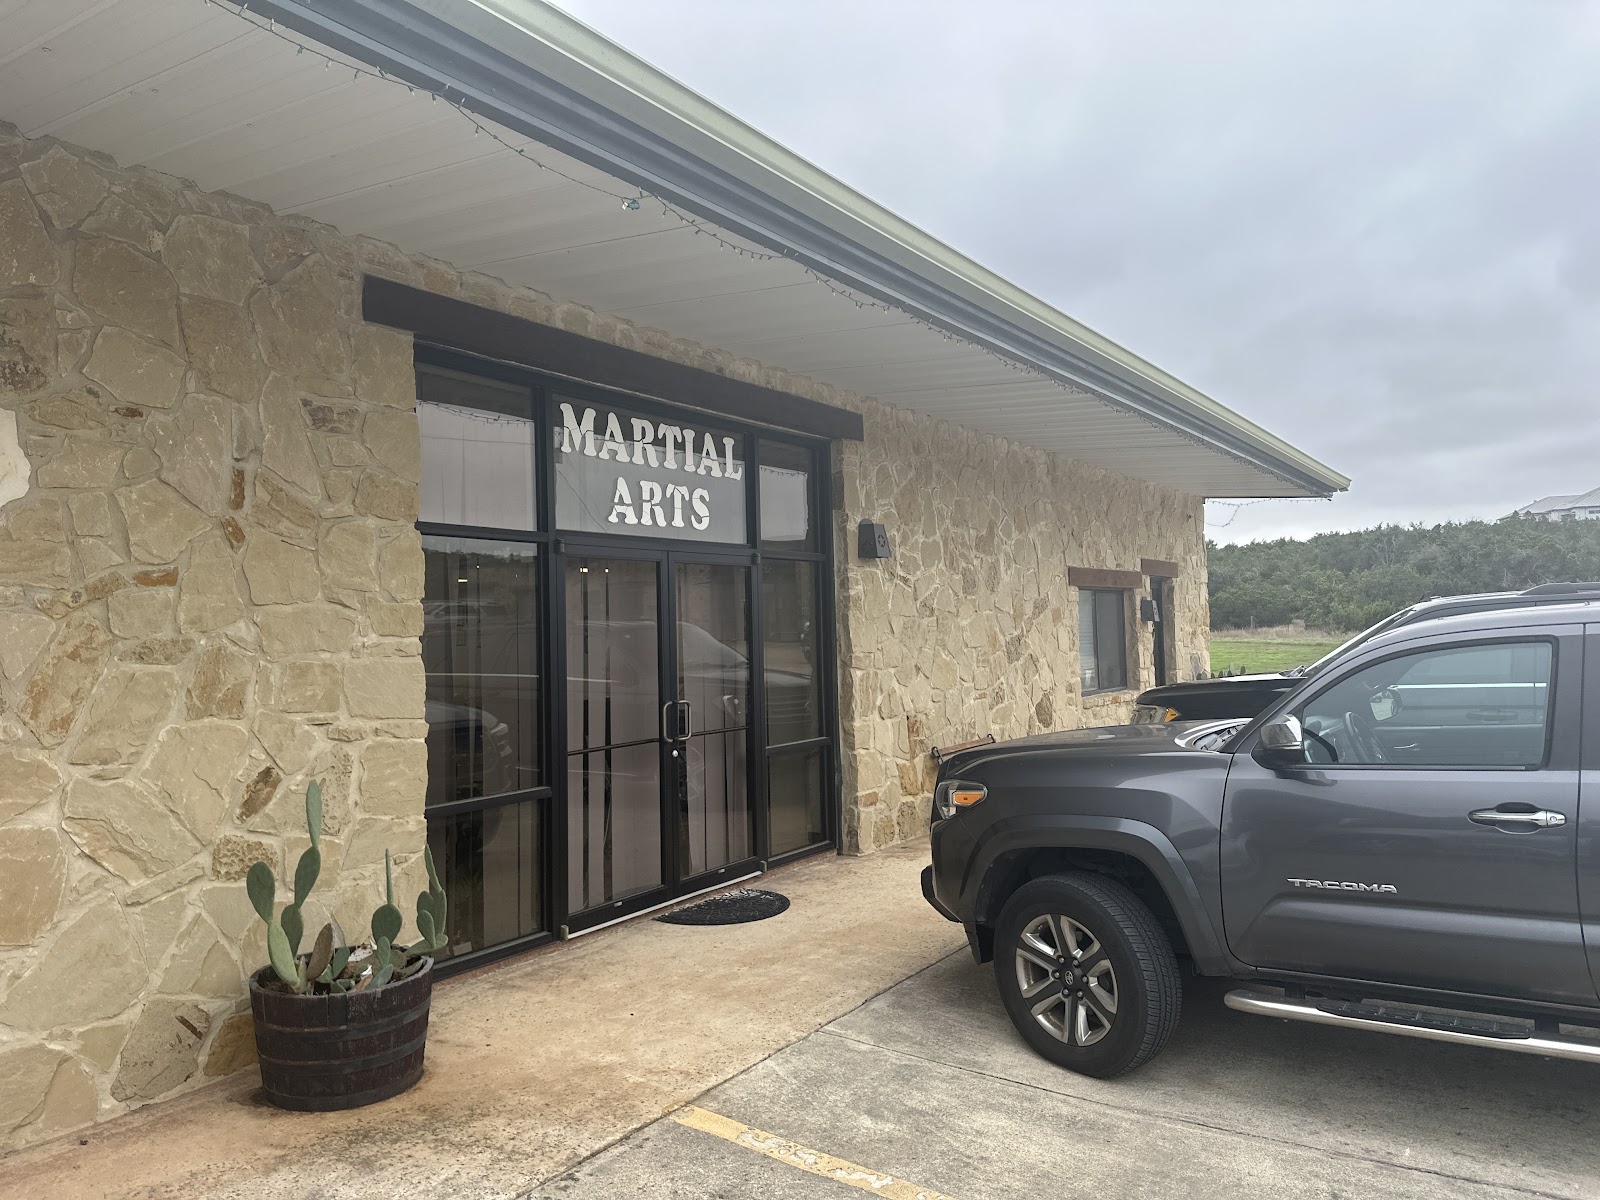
[[1067, 566, 1143, 591], [1140, 557, 1182, 578]]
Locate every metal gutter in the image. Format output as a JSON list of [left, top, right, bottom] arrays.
[[242, 0, 1348, 497]]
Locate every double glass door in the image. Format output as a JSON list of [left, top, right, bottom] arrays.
[[563, 547, 755, 929]]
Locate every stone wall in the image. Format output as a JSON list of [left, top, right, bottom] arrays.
[[0, 130, 430, 1149], [833, 406, 1208, 853], [0, 122, 1206, 1147]]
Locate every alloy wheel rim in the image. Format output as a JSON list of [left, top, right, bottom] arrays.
[[1013, 913, 1118, 1046]]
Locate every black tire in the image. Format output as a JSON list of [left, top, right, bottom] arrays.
[[993, 872, 1182, 1078]]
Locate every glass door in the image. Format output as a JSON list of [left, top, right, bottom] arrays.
[[672, 559, 754, 885], [564, 555, 667, 918]]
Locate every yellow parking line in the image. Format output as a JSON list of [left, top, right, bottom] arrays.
[[670, 1105, 960, 1200]]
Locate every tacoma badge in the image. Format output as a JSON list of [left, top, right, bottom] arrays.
[[1288, 878, 1398, 894]]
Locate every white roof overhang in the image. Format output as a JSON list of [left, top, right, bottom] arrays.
[[1, 0, 1349, 499]]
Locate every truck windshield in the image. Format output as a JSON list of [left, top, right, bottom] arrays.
[[1295, 606, 1420, 678]]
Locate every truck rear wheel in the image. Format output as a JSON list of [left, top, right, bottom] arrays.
[[993, 872, 1182, 1077]]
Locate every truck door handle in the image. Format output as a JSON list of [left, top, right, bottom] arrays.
[[1468, 806, 1566, 829]]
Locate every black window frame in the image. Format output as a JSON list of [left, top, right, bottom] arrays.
[[1078, 588, 1130, 695]]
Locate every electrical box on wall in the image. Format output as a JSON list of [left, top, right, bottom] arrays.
[[1140, 597, 1159, 623], [857, 520, 892, 560]]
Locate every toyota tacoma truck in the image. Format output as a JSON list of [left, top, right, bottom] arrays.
[[924, 599, 1600, 1077]]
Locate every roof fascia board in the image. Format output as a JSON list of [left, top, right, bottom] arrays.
[[244, 0, 1347, 497]]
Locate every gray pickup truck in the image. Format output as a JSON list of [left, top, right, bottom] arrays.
[[923, 599, 1600, 1077]]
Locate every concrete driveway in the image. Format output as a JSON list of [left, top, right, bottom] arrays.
[[535, 953, 1600, 1200]]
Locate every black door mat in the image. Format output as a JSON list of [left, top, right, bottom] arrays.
[[656, 888, 790, 925]]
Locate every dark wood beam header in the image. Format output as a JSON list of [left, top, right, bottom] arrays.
[[1067, 566, 1145, 591], [362, 276, 864, 443], [1140, 558, 1182, 578]]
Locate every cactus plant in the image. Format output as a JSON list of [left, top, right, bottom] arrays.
[[243, 779, 448, 995]]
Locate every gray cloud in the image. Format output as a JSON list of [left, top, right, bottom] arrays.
[[552, 0, 1600, 541]]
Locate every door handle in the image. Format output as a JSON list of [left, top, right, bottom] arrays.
[[1468, 807, 1566, 829], [676, 699, 691, 740]]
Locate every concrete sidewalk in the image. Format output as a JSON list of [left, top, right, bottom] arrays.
[[0, 842, 961, 1200]]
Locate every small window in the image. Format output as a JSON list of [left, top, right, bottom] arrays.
[[1078, 589, 1128, 693], [417, 367, 537, 531], [1300, 641, 1553, 768], [758, 440, 817, 550]]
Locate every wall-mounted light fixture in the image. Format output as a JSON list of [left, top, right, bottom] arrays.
[[857, 520, 892, 560]]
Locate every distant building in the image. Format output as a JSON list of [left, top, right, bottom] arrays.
[[1515, 485, 1600, 521]]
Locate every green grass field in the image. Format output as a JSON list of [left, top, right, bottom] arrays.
[[1209, 636, 1344, 677]]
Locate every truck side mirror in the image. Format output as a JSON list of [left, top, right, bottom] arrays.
[[1253, 714, 1308, 770]]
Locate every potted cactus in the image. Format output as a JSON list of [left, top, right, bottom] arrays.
[[243, 780, 448, 1111]]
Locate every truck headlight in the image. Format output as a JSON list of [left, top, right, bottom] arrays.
[[934, 780, 987, 820]]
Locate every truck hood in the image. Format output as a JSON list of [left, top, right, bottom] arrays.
[[940, 720, 1241, 775]]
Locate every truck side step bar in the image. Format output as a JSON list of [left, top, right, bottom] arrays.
[[1224, 989, 1600, 1064]]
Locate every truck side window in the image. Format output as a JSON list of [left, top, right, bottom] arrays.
[[1299, 642, 1552, 768]]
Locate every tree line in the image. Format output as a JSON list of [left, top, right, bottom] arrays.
[[1208, 517, 1600, 632]]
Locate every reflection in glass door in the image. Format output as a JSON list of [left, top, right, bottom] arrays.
[[674, 562, 752, 879], [565, 558, 664, 912]]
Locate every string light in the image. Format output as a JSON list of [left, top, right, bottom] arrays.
[[204, 0, 1301, 491]]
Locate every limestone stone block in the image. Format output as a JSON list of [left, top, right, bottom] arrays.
[[69, 665, 180, 765], [179, 295, 266, 402], [147, 721, 250, 842], [342, 815, 425, 872], [0, 899, 146, 1032], [177, 532, 245, 633], [116, 478, 210, 563], [0, 295, 55, 394], [251, 470, 319, 548], [301, 398, 359, 434], [111, 997, 210, 1103], [185, 642, 252, 719], [309, 744, 354, 838], [256, 604, 356, 656], [0, 408, 28, 509], [352, 325, 415, 410], [243, 531, 319, 604], [0, 828, 67, 946], [74, 237, 180, 348], [158, 916, 242, 998], [363, 409, 421, 481], [63, 776, 202, 883], [377, 527, 424, 602], [68, 491, 116, 537], [81, 194, 161, 252], [0, 1045, 67, 1137], [259, 378, 324, 499], [344, 656, 424, 720], [19, 612, 111, 747], [358, 739, 426, 818], [161, 213, 261, 304], [0, 177, 57, 287], [318, 520, 378, 592], [0, 525, 72, 587], [353, 471, 418, 522], [34, 390, 108, 433], [238, 765, 282, 823], [84, 326, 185, 409], [281, 660, 341, 713], [202, 1011, 258, 1077], [0, 748, 60, 823], [28, 1055, 99, 1143], [19, 145, 107, 228], [152, 393, 231, 514], [368, 598, 423, 638], [108, 586, 174, 638], [255, 710, 319, 776], [120, 634, 196, 665], [250, 258, 347, 377], [75, 1021, 132, 1071], [211, 835, 278, 883]]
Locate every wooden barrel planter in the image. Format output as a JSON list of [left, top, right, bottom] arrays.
[[248, 958, 433, 1111]]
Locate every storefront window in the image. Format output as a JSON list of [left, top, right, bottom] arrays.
[[1079, 589, 1129, 693], [554, 395, 747, 542], [418, 368, 537, 530], [768, 746, 826, 857]]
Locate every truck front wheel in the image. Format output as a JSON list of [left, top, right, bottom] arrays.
[[993, 872, 1182, 1077]]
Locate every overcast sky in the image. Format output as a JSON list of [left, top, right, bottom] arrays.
[[552, 1, 1600, 543]]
